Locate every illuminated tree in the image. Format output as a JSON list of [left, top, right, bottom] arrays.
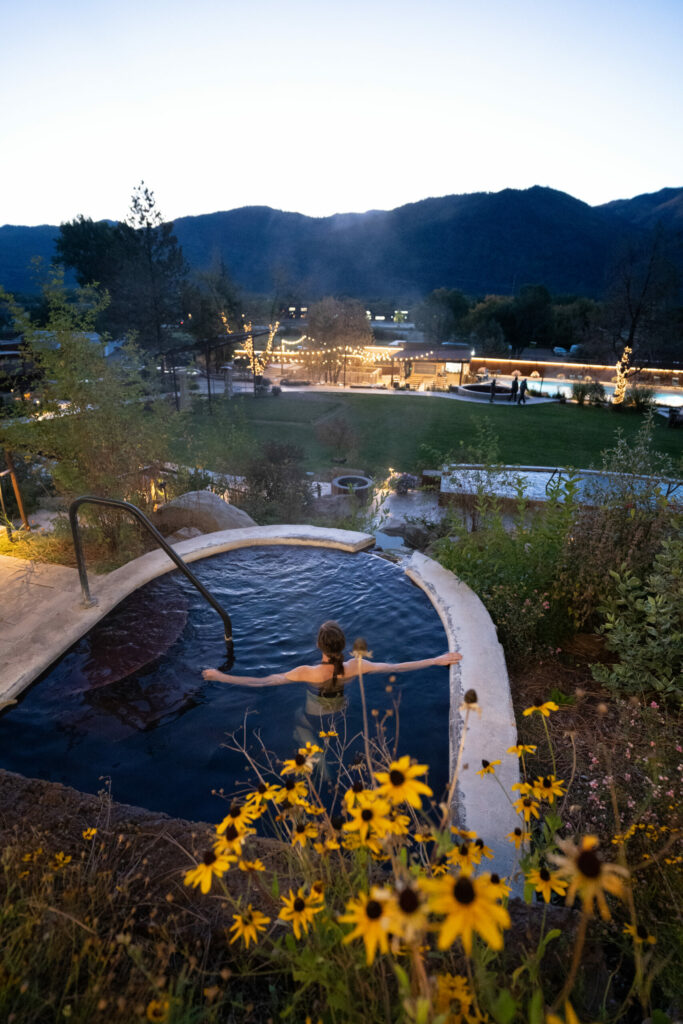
[[306, 297, 371, 383]]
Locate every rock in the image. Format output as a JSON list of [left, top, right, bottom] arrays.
[[152, 491, 256, 534], [167, 526, 203, 544]]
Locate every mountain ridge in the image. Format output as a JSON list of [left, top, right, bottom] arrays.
[[1, 185, 681, 299]]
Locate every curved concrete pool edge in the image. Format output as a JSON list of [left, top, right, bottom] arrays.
[[2, 527, 521, 882], [406, 551, 520, 880], [0, 525, 375, 706]]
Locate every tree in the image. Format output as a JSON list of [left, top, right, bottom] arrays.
[[306, 297, 372, 383], [3, 271, 171, 549], [412, 288, 469, 343], [601, 226, 681, 365], [119, 182, 187, 353]]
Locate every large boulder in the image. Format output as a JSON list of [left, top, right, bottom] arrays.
[[152, 491, 256, 534]]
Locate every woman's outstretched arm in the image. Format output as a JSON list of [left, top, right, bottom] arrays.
[[354, 651, 462, 675], [201, 664, 325, 687]]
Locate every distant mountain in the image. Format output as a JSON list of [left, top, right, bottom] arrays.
[[2, 186, 682, 300]]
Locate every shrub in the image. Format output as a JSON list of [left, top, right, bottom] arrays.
[[571, 381, 589, 405], [624, 384, 656, 412], [587, 381, 606, 405], [591, 532, 683, 702]]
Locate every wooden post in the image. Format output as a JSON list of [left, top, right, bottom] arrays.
[[4, 449, 30, 530]]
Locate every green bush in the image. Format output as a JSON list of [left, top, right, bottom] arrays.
[[624, 384, 657, 412], [572, 381, 589, 405], [591, 532, 683, 702]]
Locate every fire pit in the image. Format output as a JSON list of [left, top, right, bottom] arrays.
[[331, 475, 373, 500]]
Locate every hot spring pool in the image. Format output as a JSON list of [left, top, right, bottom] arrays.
[[0, 546, 450, 821]]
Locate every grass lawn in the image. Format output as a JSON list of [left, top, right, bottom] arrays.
[[188, 392, 682, 474]]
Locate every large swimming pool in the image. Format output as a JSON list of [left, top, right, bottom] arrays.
[[0, 547, 450, 821]]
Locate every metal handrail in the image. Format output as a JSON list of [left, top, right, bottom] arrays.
[[69, 496, 233, 660]]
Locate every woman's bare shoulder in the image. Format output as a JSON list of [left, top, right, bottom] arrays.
[[285, 663, 332, 684]]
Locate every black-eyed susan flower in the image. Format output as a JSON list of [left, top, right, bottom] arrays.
[[374, 755, 433, 808], [238, 858, 265, 874], [523, 700, 559, 717], [476, 759, 501, 777], [482, 872, 512, 898], [446, 841, 478, 871], [146, 998, 170, 1022], [451, 826, 478, 840], [278, 886, 324, 938], [413, 830, 435, 844], [546, 1000, 594, 1024], [343, 780, 366, 810], [245, 781, 281, 807], [527, 866, 569, 903], [459, 689, 481, 715], [532, 775, 566, 803], [623, 923, 656, 945], [216, 803, 259, 834], [511, 781, 535, 796], [550, 835, 628, 920], [339, 888, 391, 964], [507, 827, 531, 850], [228, 904, 271, 948], [513, 796, 541, 822], [82, 827, 97, 840], [214, 823, 252, 858], [184, 849, 234, 894], [507, 743, 537, 756], [434, 972, 473, 1017], [51, 852, 72, 870], [272, 779, 309, 806], [472, 837, 494, 863], [343, 794, 393, 843], [291, 821, 318, 848], [421, 872, 510, 954], [319, 729, 338, 739], [386, 883, 429, 943]]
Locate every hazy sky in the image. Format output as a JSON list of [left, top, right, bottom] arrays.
[[3, 0, 682, 226]]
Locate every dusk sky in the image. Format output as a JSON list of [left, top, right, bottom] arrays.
[[4, 0, 682, 227]]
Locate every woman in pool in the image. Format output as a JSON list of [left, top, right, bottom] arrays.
[[202, 620, 461, 717]]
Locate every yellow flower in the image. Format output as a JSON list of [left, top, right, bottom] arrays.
[[281, 743, 322, 775], [421, 872, 510, 954], [343, 793, 394, 843], [184, 849, 233, 894], [213, 823, 252, 858], [476, 759, 501, 777], [238, 859, 265, 873], [343, 781, 367, 810], [481, 872, 512, 898], [272, 779, 309, 806], [146, 998, 170, 1022], [446, 841, 479, 871], [507, 744, 537, 756], [546, 1000, 594, 1024], [513, 796, 541, 822], [51, 852, 72, 870], [527, 867, 569, 903], [339, 888, 391, 964], [623, 923, 656, 945], [319, 729, 338, 738], [434, 972, 473, 1016], [507, 827, 531, 849], [245, 781, 281, 807], [374, 755, 433, 808], [82, 828, 97, 840], [472, 837, 494, 862], [523, 701, 559, 717], [550, 836, 628, 920], [386, 883, 429, 943], [216, 802, 259, 834], [532, 775, 566, 803], [291, 821, 318, 848], [228, 904, 271, 948], [413, 831, 435, 844], [278, 887, 324, 938]]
